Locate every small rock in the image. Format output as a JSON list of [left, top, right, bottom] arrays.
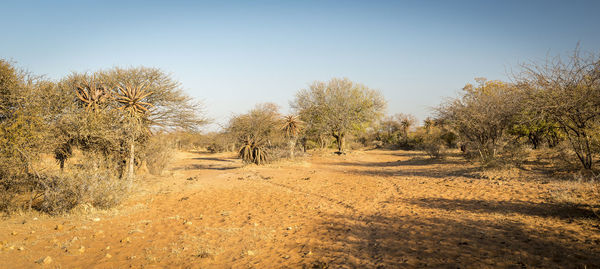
[[92, 218, 101, 222], [33, 217, 38, 221], [184, 221, 193, 226], [93, 230, 104, 238], [120, 237, 131, 243], [105, 246, 111, 250], [11, 231, 17, 235], [283, 255, 290, 259], [30, 231, 35, 234], [247, 250, 255, 256], [78, 246, 85, 253], [36, 256, 52, 264], [55, 224, 63, 231], [286, 227, 293, 230], [105, 253, 112, 258], [17, 246, 25, 251], [220, 211, 231, 217]]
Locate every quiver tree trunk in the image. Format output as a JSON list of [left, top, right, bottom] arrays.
[[127, 136, 135, 187], [288, 137, 297, 158]]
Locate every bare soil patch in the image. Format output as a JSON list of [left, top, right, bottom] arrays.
[[1, 150, 599, 268]]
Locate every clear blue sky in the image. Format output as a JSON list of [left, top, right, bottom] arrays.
[[2, 0, 599, 130]]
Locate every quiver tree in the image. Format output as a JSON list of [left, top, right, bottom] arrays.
[[292, 78, 386, 153], [397, 113, 417, 148], [102, 67, 207, 180], [281, 115, 303, 158], [113, 82, 154, 184], [75, 76, 110, 112]]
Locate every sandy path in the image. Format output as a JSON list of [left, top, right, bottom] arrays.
[[0, 150, 599, 268]]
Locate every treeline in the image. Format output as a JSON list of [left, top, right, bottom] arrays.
[[0, 60, 205, 214], [206, 48, 600, 172]]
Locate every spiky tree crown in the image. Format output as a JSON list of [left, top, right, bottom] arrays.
[[281, 115, 303, 138], [75, 78, 110, 112], [114, 82, 154, 116]]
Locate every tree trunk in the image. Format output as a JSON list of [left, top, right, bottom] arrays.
[[288, 138, 296, 158], [334, 133, 345, 153], [128, 137, 135, 186]]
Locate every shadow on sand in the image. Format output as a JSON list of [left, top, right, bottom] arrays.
[[305, 212, 600, 268]]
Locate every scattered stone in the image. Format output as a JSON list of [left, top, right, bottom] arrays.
[[301, 177, 310, 180], [78, 246, 85, 253], [36, 256, 52, 264], [33, 217, 38, 221], [220, 211, 231, 217], [286, 227, 293, 230], [17, 246, 24, 251], [10, 231, 17, 235], [92, 218, 101, 222], [93, 230, 104, 238], [184, 220, 193, 226], [105, 246, 111, 250], [30, 231, 35, 234], [283, 255, 290, 259], [105, 253, 112, 258], [179, 197, 189, 201], [55, 224, 63, 231], [247, 250, 255, 256], [120, 237, 131, 243]]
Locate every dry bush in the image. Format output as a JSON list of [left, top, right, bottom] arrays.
[[418, 129, 446, 159], [37, 153, 127, 215], [141, 134, 175, 175], [437, 79, 521, 164]]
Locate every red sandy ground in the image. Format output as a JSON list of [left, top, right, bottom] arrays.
[[0, 149, 599, 268]]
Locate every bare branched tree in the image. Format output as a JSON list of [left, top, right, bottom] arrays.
[[292, 78, 386, 153], [437, 79, 520, 163], [516, 48, 600, 169]]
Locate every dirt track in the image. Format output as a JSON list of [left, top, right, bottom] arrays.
[[1, 150, 599, 268]]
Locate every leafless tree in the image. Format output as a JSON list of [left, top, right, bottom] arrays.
[[516, 48, 600, 169], [292, 78, 386, 153], [437, 79, 520, 163]]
